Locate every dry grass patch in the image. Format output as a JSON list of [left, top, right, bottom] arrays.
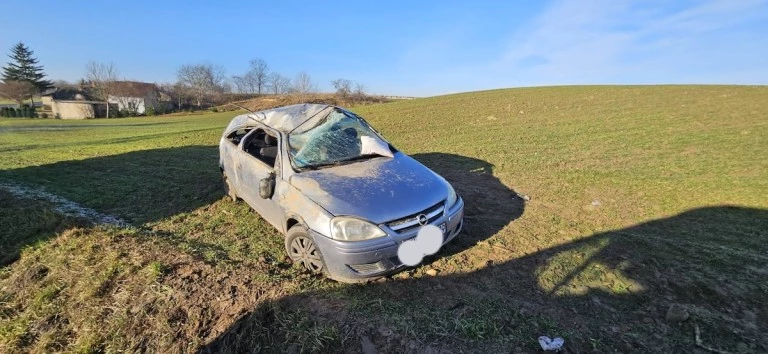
[[0, 203, 340, 352]]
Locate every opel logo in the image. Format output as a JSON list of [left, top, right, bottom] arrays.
[[417, 214, 428, 226]]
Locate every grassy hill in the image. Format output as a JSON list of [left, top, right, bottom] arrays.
[[1, 85, 766, 352], [215, 93, 391, 113]]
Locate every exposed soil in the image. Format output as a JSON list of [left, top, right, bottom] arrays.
[[0, 225, 287, 353]]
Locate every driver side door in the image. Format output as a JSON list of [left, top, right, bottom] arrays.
[[234, 128, 284, 230]]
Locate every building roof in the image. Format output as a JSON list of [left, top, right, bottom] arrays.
[[225, 104, 334, 134], [110, 81, 158, 97], [45, 88, 97, 101]]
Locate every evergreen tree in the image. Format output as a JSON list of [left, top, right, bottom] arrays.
[[1, 42, 53, 93]]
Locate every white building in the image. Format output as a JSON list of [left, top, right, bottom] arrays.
[[107, 81, 161, 115]]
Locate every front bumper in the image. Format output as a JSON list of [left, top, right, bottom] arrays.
[[311, 197, 465, 282]]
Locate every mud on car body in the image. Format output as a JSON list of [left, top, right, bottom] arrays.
[[219, 104, 464, 282]]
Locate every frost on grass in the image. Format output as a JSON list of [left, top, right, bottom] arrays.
[[0, 182, 126, 226]]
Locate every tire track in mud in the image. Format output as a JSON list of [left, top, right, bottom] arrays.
[[0, 182, 127, 226]]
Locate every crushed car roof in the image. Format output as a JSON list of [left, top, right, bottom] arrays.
[[224, 104, 334, 134]]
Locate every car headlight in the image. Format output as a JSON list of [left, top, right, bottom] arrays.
[[330, 217, 386, 241], [446, 185, 458, 208]]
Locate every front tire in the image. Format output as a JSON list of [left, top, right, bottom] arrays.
[[285, 225, 326, 273]]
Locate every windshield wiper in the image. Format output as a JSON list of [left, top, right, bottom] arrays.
[[297, 161, 344, 171], [335, 153, 380, 165], [297, 154, 379, 171]]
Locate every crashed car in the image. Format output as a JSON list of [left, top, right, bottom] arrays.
[[219, 104, 464, 282]]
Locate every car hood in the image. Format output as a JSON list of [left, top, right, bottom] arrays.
[[288, 152, 449, 224]]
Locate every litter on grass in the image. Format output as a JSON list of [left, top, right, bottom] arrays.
[[538, 336, 564, 351]]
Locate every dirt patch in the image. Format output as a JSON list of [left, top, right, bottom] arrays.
[[163, 260, 265, 339], [0, 225, 287, 352]]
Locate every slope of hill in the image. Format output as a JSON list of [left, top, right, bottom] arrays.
[[1, 85, 766, 352], [216, 93, 391, 113]]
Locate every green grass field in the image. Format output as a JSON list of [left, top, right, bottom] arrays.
[[1, 85, 766, 353]]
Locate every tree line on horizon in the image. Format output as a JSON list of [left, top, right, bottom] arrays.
[[0, 42, 372, 118]]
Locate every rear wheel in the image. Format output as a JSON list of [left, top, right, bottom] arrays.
[[222, 172, 238, 202], [285, 225, 326, 273]]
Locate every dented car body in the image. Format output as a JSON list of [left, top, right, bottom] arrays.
[[219, 104, 464, 282]]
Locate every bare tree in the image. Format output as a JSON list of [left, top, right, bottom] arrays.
[[0, 80, 36, 105], [176, 83, 191, 109], [212, 80, 234, 105], [293, 71, 316, 103], [231, 75, 247, 94], [243, 73, 258, 94], [331, 79, 353, 98], [268, 73, 291, 95], [114, 96, 143, 116], [248, 59, 269, 94], [84, 61, 119, 118], [164, 82, 192, 110], [231, 59, 270, 94], [176, 63, 225, 108], [231, 75, 257, 94], [353, 82, 367, 102]]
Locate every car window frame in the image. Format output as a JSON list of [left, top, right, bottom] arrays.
[[225, 127, 254, 146], [238, 125, 281, 171]]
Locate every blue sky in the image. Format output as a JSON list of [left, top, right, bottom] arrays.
[[1, 0, 766, 96]]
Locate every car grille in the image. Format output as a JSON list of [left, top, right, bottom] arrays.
[[348, 261, 385, 274], [386, 202, 444, 233]]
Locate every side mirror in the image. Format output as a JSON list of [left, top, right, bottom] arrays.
[[259, 173, 275, 199]]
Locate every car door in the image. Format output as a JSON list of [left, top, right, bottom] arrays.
[[221, 128, 249, 190], [234, 127, 284, 230]]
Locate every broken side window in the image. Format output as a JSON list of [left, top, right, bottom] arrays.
[[242, 128, 279, 167], [227, 128, 253, 145]]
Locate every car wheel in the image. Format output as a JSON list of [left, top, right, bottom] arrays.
[[222, 172, 238, 202], [285, 225, 326, 273]]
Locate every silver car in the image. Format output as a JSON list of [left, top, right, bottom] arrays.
[[219, 104, 464, 282]]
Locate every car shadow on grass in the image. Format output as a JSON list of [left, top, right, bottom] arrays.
[[201, 206, 768, 353], [410, 152, 526, 259]]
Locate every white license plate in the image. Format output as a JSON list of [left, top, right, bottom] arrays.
[[398, 224, 447, 244]]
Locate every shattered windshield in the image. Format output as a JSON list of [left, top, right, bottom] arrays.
[[288, 109, 390, 169]]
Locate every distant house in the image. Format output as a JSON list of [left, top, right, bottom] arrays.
[[42, 88, 109, 119], [40, 81, 170, 119], [107, 81, 162, 115]]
